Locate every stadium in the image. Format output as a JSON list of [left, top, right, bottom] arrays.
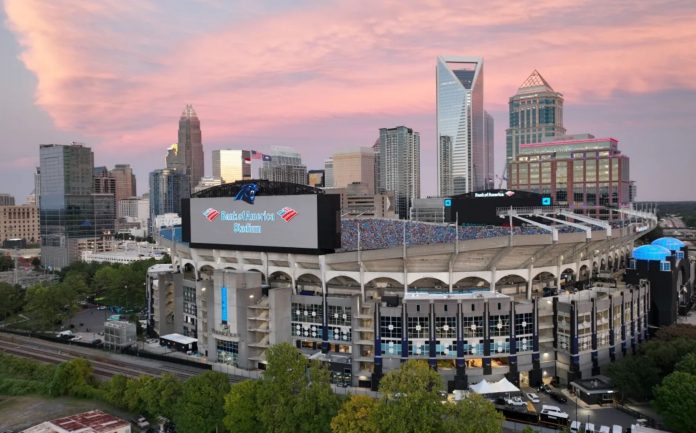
[[148, 180, 666, 391]]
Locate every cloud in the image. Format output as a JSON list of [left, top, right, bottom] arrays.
[[4, 0, 696, 168]]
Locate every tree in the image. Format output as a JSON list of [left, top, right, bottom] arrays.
[[174, 371, 230, 433], [93, 265, 146, 311], [227, 343, 340, 433], [375, 360, 444, 433], [0, 282, 24, 320], [675, 353, 696, 376], [442, 393, 504, 433], [331, 395, 379, 433], [24, 282, 79, 330], [124, 375, 155, 413], [48, 358, 97, 398], [653, 371, 696, 433], [224, 380, 261, 433], [0, 254, 14, 271], [606, 355, 661, 401], [102, 374, 128, 407]]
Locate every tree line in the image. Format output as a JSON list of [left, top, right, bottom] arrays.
[[606, 324, 696, 433], [0, 256, 169, 330], [0, 343, 504, 433]]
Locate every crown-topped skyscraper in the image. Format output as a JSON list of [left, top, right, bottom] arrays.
[[177, 104, 204, 189], [505, 70, 565, 165]]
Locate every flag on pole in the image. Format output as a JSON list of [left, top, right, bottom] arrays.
[[251, 150, 262, 160], [262, 154, 272, 162], [243, 157, 251, 165]]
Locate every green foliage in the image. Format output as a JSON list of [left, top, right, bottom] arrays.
[[93, 264, 147, 310], [653, 371, 696, 433], [375, 360, 444, 433], [675, 352, 696, 375], [174, 371, 230, 433], [0, 352, 55, 395], [442, 393, 504, 433], [223, 380, 261, 433], [606, 355, 661, 401], [24, 282, 80, 330], [330, 395, 379, 433], [102, 374, 128, 407], [0, 254, 14, 271], [0, 282, 25, 320], [48, 358, 97, 398]]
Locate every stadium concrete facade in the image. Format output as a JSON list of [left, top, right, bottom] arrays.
[[147, 182, 660, 391]]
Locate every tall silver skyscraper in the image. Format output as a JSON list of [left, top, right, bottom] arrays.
[[178, 104, 204, 190], [505, 70, 565, 165], [484, 111, 495, 189], [212, 149, 251, 183], [378, 126, 420, 219], [436, 56, 486, 196]]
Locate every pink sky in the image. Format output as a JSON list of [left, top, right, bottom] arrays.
[[2, 0, 695, 199]]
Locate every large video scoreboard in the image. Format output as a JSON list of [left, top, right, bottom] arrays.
[[444, 190, 553, 226]]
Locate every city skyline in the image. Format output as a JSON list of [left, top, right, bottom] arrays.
[[1, 1, 695, 201]]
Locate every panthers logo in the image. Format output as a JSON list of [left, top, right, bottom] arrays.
[[234, 183, 260, 204]]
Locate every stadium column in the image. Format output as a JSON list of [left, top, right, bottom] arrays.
[[288, 253, 296, 291], [608, 294, 616, 362], [455, 302, 467, 389], [630, 288, 636, 355], [490, 268, 497, 293], [401, 300, 409, 361], [620, 291, 627, 357], [569, 300, 581, 384], [526, 259, 534, 300], [529, 298, 542, 388], [483, 301, 491, 375], [372, 303, 383, 391], [506, 301, 519, 386], [591, 298, 600, 375], [555, 256, 562, 290], [319, 255, 329, 354]]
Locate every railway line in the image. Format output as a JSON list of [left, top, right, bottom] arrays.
[[0, 332, 243, 382]]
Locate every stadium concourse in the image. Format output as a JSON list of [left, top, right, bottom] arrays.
[[150, 180, 657, 391]]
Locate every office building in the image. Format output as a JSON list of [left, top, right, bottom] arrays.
[[212, 149, 251, 184], [93, 168, 116, 195], [0, 204, 39, 244], [148, 169, 189, 232], [324, 158, 334, 187], [332, 148, 376, 193], [307, 170, 326, 187], [39, 144, 115, 269], [0, 194, 15, 206], [194, 176, 223, 193], [484, 111, 495, 189], [378, 126, 420, 219], [410, 198, 445, 223], [437, 56, 488, 195], [327, 182, 396, 218], [165, 143, 184, 172], [507, 134, 633, 218], [259, 146, 307, 184], [179, 105, 204, 190], [110, 164, 137, 209], [506, 70, 565, 165]]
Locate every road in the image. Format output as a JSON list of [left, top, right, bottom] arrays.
[[0, 332, 245, 383]]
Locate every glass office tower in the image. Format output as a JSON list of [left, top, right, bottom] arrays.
[[505, 70, 565, 165], [149, 168, 190, 233], [378, 126, 420, 219], [436, 56, 485, 196], [178, 105, 204, 190], [212, 149, 251, 184], [40, 143, 115, 269]]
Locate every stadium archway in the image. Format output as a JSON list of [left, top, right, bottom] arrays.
[[366, 277, 403, 299], [327, 276, 360, 295], [296, 273, 322, 295], [495, 274, 527, 295], [560, 268, 576, 290], [578, 265, 590, 282], [408, 277, 448, 293], [269, 271, 292, 289], [199, 265, 215, 281], [183, 263, 196, 280], [453, 277, 490, 292]]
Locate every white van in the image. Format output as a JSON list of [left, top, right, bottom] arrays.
[[570, 421, 582, 433], [599, 426, 611, 433]]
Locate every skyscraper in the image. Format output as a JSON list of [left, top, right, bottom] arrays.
[[39, 143, 114, 269], [178, 104, 204, 189], [436, 56, 486, 196], [148, 168, 190, 233], [484, 111, 495, 189], [259, 146, 307, 184], [212, 149, 251, 183], [110, 164, 137, 200], [324, 158, 334, 188], [505, 70, 565, 165], [332, 147, 376, 193], [378, 126, 420, 219]]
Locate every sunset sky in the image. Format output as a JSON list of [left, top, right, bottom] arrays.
[[1, 0, 695, 201]]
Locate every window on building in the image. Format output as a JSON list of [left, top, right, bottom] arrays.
[[463, 316, 484, 338], [435, 317, 456, 339], [489, 315, 510, 337]]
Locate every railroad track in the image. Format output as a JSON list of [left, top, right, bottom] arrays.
[[0, 333, 205, 380]]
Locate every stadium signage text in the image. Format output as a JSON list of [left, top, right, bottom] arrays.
[[474, 192, 507, 198], [202, 207, 298, 235]]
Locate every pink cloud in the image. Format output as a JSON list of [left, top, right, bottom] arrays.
[[4, 0, 696, 161]]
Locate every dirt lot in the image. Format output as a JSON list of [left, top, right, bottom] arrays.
[[0, 395, 134, 431]]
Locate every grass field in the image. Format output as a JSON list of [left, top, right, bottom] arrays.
[[0, 394, 134, 431]]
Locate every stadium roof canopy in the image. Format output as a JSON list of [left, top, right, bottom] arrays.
[[632, 245, 671, 261], [193, 179, 324, 198], [651, 237, 685, 252]]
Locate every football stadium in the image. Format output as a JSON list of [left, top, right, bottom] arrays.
[[148, 180, 689, 391]]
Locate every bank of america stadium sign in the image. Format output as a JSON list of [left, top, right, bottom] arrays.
[[202, 206, 298, 234]]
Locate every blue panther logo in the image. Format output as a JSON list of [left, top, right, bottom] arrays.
[[234, 183, 260, 204]]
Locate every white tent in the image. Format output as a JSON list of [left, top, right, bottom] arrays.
[[469, 377, 520, 395]]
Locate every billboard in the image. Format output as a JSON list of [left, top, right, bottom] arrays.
[[184, 194, 340, 253], [444, 190, 553, 226]]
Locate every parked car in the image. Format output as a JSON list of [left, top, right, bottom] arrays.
[[505, 396, 526, 406], [549, 391, 568, 403], [540, 405, 569, 420], [538, 383, 552, 393], [526, 392, 540, 403]]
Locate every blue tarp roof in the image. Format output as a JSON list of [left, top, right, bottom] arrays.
[[632, 244, 672, 261], [651, 237, 685, 252]]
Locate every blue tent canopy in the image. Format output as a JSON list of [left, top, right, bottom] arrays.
[[632, 244, 672, 261], [651, 237, 685, 252]]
